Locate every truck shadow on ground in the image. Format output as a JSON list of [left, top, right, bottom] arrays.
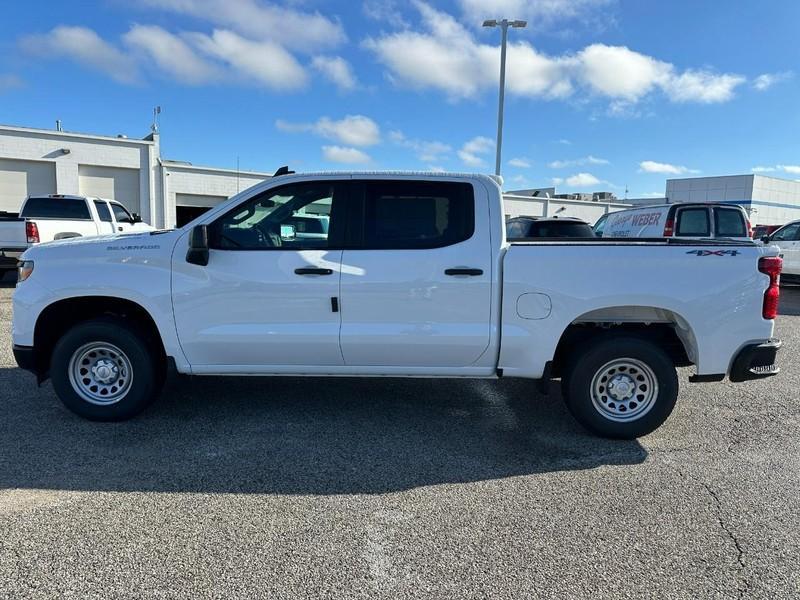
[[0, 368, 646, 495]]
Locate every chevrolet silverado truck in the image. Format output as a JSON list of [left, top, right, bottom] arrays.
[[11, 172, 782, 438], [0, 195, 152, 276]]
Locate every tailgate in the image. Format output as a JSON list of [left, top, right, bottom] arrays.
[[0, 219, 27, 249]]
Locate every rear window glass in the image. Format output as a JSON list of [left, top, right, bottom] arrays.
[[527, 221, 595, 238], [93, 200, 113, 222], [676, 208, 710, 236], [362, 181, 474, 249], [714, 208, 747, 237], [21, 197, 91, 220]]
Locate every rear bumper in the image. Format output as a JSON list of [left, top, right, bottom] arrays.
[[729, 339, 781, 382], [12, 344, 36, 373]]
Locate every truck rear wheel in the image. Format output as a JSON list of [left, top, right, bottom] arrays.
[[50, 318, 164, 421], [561, 336, 678, 439]]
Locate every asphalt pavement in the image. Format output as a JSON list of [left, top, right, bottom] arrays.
[[0, 272, 798, 599]]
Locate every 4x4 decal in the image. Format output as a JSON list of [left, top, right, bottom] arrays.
[[686, 249, 740, 257]]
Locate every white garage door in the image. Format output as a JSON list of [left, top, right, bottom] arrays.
[[0, 159, 56, 213], [78, 165, 140, 212], [175, 193, 227, 208]]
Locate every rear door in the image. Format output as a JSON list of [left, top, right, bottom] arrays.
[[338, 179, 493, 368], [92, 200, 116, 235], [770, 222, 800, 275]]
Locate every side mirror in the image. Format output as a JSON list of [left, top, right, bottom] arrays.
[[280, 224, 296, 240], [186, 224, 209, 266], [761, 235, 771, 244], [131, 213, 143, 224]]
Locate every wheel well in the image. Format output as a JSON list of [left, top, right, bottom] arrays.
[[33, 296, 166, 378], [551, 322, 692, 378]]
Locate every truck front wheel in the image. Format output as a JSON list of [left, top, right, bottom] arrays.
[[562, 336, 679, 439], [50, 318, 164, 421]]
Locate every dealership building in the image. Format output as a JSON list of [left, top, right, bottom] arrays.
[[0, 123, 272, 228], [3, 122, 800, 229]]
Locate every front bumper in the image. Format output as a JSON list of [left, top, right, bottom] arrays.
[[729, 339, 781, 382], [12, 344, 36, 373]]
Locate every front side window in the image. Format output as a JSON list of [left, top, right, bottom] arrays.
[[714, 208, 747, 237], [93, 200, 113, 222], [360, 181, 474, 249], [210, 182, 340, 250], [771, 222, 800, 241], [21, 197, 91, 220], [110, 203, 133, 224], [676, 208, 710, 236]]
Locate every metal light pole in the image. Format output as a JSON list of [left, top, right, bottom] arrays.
[[483, 19, 527, 176]]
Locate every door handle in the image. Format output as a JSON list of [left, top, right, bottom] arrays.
[[444, 268, 483, 276], [294, 267, 334, 276]]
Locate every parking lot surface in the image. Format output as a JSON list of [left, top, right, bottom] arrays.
[[0, 275, 798, 599]]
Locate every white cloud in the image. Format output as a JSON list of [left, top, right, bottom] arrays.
[[661, 70, 745, 103], [753, 71, 793, 91], [20, 26, 139, 84], [551, 177, 564, 185], [548, 155, 609, 168], [639, 160, 699, 175], [750, 164, 800, 175], [459, 0, 613, 27], [428, 165, 446, 172], [191, 29, 307, 91], [363, 0, 408, 28], [322, 145, 371, 164], [139, 0, 345, 52], [390, 130, 452, 162], [0, 74, 23, 92], [311, 56, 357, 92], [565, 172, 601, 187], [458, 136, 494, 167], [276, 115, 381, 147], [365, 4, 746, 106], [124, 25, 221, 85], [508, 157, 531, 168]]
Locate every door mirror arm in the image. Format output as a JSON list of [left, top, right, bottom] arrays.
[[186, 225, 210, 266]]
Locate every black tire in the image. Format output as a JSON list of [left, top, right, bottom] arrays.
[[561, 335, 679, 439], [50, 318, 164, 421]]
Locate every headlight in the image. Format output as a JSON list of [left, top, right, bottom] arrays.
[[17, 260, 34, 283]]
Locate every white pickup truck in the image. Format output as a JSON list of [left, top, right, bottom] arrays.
[[0, 195, 152, 275], [12, 172, 782, 438]]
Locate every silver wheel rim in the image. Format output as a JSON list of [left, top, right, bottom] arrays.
[[590, 358, 658, 423], [68, 342, 133, 406]]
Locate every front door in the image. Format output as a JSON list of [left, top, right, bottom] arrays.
[[770, 222, 800, 276], [172, 180, 348, 368], [339, 179, 493, 368]]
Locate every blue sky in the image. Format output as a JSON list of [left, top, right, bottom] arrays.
[[0, 0, 798, 197]]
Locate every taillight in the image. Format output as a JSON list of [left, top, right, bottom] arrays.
[[759, 256, 782, 319], [663, 218, 674, 237], [26, 221, 39, 244]]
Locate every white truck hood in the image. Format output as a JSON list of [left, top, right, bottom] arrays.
[[21, 230, 180, 261]]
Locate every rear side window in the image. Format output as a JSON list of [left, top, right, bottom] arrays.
[[506, 220, 526, 238], [676, 208, 710, 236], [21, 197, 91, 220], [714, 208, 747, 237], [93, 200, 113, 222], [361, 181, 474, 249]]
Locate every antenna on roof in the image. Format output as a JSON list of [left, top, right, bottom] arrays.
[[151, 106, 161, 133], [273, 166, 295, 177]]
